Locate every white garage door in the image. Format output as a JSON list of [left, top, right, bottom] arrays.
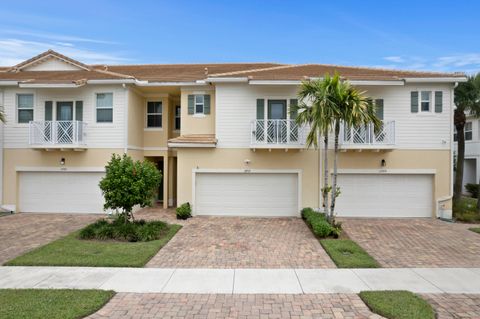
[[19, 172, 106, 214], [195, 172, 299, 217], [335, 174, 433, 217]]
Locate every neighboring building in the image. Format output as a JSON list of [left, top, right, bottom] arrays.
[[454, 113, 479, 193], [0, 50, 466, 218]]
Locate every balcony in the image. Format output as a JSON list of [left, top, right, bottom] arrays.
[[339, 120, 395, 150], [29, 121, 87, 150], [250, 119, 307, 149]]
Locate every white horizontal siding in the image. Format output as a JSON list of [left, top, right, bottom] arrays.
[[2, 85, 126, 148], [216, 83, 453, 150]]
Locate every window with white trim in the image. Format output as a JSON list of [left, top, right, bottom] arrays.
[[420, 91, 431, 112], [146, 101, 162, 127], [17, 94, 34, 123], [465, 121, 473, 141], [96, 93, 113, 123], [175, 105, 181, 130], [195, 95, 204, 114]]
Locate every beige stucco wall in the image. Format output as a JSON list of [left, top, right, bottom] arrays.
[[3, 148, 124, 206], [176, 148, 451, 216], [127, 88, 145, 148], [180, 89, 215, 135]]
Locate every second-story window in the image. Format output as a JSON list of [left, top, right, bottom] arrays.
[[465, 122, 473, 141], [454, 122, 473, 142], [175, 105, 181, 130], [146, 101, 162, 128], [420, 91, 431, 112], [195, 95, 204, 114], [17, 94, 34, 123], [96, 93, 113, 123]]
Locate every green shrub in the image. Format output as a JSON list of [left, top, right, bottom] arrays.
[[311, 219, 333, 238], [78, 218, 170, 242], [466, 183, 479, 198], [301, 207, 332, 238], [176, 202, 192, 220]]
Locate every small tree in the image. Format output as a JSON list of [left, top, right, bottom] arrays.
[[99, 154, 162, 222]]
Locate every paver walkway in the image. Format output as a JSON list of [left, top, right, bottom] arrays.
[[1, 267, 479, 294], [342, 218, 480, 268], [145, 214, 335, 268], [0, 213, 99, 265]]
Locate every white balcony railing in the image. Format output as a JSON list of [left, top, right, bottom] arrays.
[[339, 120, 395, 146], [29, 121, 87, 146], [251, 119, 307, 147]]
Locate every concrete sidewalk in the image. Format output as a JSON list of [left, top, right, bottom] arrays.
[[1, 267, 479, 294]]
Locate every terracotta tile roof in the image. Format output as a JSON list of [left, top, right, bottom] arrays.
[[93, 63, 282, 82], [209, 64, 466, 81], [0, 50, 466, 84], [168, 134, 217, 145]]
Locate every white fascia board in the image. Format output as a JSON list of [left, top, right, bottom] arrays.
[[0, 81, 19, 86], [349, 80, 405, 86], [19, 83, 81, 88], [206, 77, 249, 83], [87, 79, 135, 84], [249, 80, 301, 85], [404, 77, 468, 83], [168, 143, 216, 148], [134, 80, 203, 87]]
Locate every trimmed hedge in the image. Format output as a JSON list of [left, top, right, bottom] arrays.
[[301, 207, 333, 238], [79, 218, 169, 242]]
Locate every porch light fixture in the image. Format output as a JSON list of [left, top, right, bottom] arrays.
[[244, 159, 251, 165], [60, 158, 65, 166], [381, 159, 386, 167]]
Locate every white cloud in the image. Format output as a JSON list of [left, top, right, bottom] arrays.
[[0, 29, 117, 45], [434, 54, 480, 68], [0, 38, 131, 66], [379, 54, 480, 73], [383, 56, 405, 63]]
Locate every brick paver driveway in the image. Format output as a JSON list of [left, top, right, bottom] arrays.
[[142, 208, 335, 268], [0, 213, 99, 264], [342, 218, 480, 268], [88, 293, 382, 319]]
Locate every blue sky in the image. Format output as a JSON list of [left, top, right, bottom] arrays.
[[1, 1, 479, 73]]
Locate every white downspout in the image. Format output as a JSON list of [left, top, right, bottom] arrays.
[[123, 84, 128, 154]]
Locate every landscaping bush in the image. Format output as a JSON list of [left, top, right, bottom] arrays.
[[301, 207, 332, 238], [79, 217, 169, 242], [465, 183, 479, 198], [176, 202, 192, 220]]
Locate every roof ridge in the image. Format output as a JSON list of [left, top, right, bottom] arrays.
[[8, 49, 91, 72], [92, 66, 135, 79], [92, 62, 284, 67], [209, 64, 299, 77]]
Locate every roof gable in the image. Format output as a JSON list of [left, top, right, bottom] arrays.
[[9, 50, 90, 72]]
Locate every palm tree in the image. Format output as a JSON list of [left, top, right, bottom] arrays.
[[294, 73, 379, 222], [328, 77, 381, 219], [294, 74, 338, 218], [453, 74, 480, 210]]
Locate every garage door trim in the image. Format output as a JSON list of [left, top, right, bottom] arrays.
[[16, 166, 106, 173], [192, 169, 302, 217]]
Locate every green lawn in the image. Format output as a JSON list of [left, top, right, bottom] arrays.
[[0, 289, 114, 319], [320, 239, 380, 268], [454, 197, 480, 223], [5, 224, 181, 267], [470, 227, 480, 234], [359, 291, 435, 319]]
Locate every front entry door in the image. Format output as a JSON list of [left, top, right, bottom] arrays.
[[267, 100, 287, 143], [56, 102, 74, 143]]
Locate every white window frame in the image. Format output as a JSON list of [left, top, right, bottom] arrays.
[[194, 95, 204, 115], [465, 121, 473, 141], [17, 93, 34, 124], [420, 91, 432, 112], [95, 92, 113, 123], [174, 105, 181, 130], [145, 101, 163, 128]]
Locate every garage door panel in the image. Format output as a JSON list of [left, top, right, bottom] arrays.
[[335, 174, 433, 218], [195, 173, 298, 217], [19, 172, 105, 214]]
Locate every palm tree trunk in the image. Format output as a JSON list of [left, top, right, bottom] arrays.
[[330, 121, 340, 222], [323, 129, 330, 218], [453, 109, 466, 209]]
